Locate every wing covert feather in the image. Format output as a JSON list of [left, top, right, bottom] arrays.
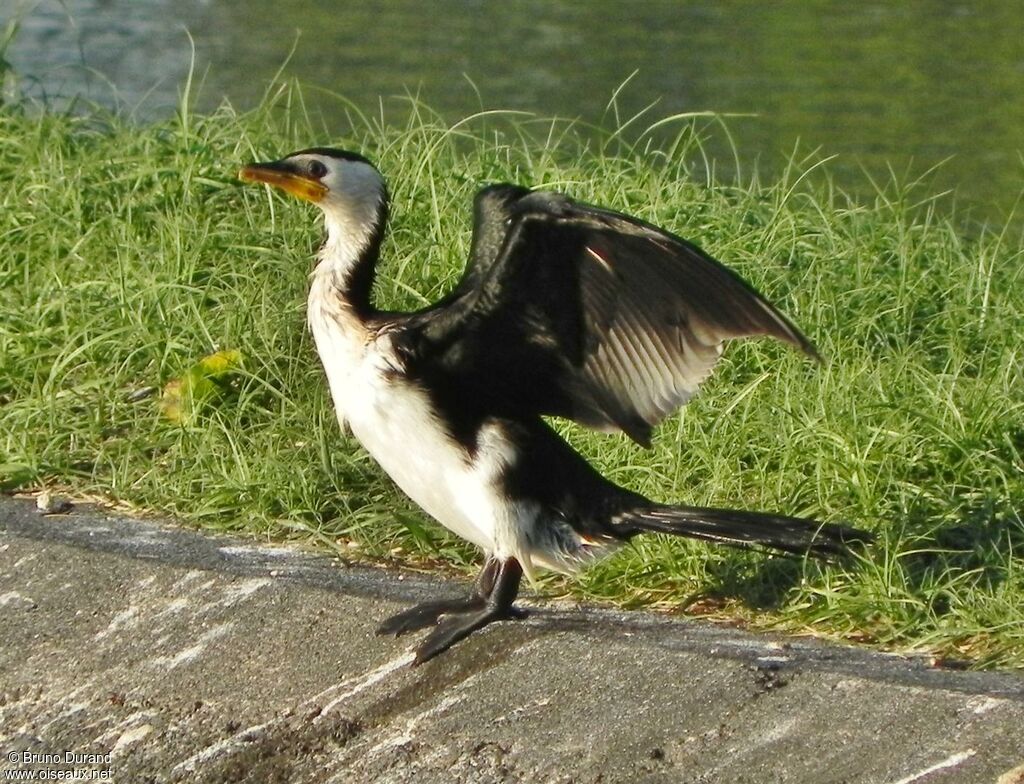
[[406, 188, 819, 446]]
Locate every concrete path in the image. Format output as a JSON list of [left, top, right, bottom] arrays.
[[1, 496, 1022, 783]]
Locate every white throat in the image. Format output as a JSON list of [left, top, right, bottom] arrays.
[[305, 156, 388, 424], [309, 157, 387, 287], [317, 203, 379, 280]]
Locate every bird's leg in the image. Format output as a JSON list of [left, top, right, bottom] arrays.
[[412, 558, 525, 665], [376, 557, 503, 637]]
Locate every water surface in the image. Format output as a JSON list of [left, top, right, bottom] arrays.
[[6, 0, 1023, 226]]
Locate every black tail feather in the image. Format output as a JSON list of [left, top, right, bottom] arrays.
[[615, 504, 872, 561]]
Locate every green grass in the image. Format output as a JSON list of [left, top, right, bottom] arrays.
[[2, 86, 1022, 668]]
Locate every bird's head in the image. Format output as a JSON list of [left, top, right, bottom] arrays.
[[240, 148, 388, 266]]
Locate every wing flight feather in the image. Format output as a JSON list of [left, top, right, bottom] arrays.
[[405, 187, 820, 447]]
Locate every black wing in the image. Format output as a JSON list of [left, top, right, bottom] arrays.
[[402, 187, 819, 447], [452, 184, 533, 298]]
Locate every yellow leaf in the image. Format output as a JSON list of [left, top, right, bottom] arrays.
[[160, 350, 245, 424]]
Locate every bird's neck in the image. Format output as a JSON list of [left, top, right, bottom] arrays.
[[312, 201, 388, 320]]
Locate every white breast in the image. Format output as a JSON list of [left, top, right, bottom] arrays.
[[347, 347, 494, 549], [305, 278, 610, 579], [308, 292, 528, 561]]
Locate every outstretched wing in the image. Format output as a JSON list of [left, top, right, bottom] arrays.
[[402, 187, 819, 447], [450, 184, 533, 298]]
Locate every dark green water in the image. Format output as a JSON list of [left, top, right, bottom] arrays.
[[6, 1, 1023, 227]]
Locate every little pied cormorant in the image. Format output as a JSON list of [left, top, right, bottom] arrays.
[[239, 148, 870, 665]]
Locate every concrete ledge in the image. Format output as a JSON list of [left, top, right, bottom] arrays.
[[1, 497, 1022, 783]]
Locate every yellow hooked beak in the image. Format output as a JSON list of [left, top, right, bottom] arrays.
[[238, 161, 328, 203]]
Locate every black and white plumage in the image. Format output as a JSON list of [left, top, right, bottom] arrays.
[[240, 148, 870, 664]]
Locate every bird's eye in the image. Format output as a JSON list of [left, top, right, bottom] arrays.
[[308, 160, 328, 179]]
